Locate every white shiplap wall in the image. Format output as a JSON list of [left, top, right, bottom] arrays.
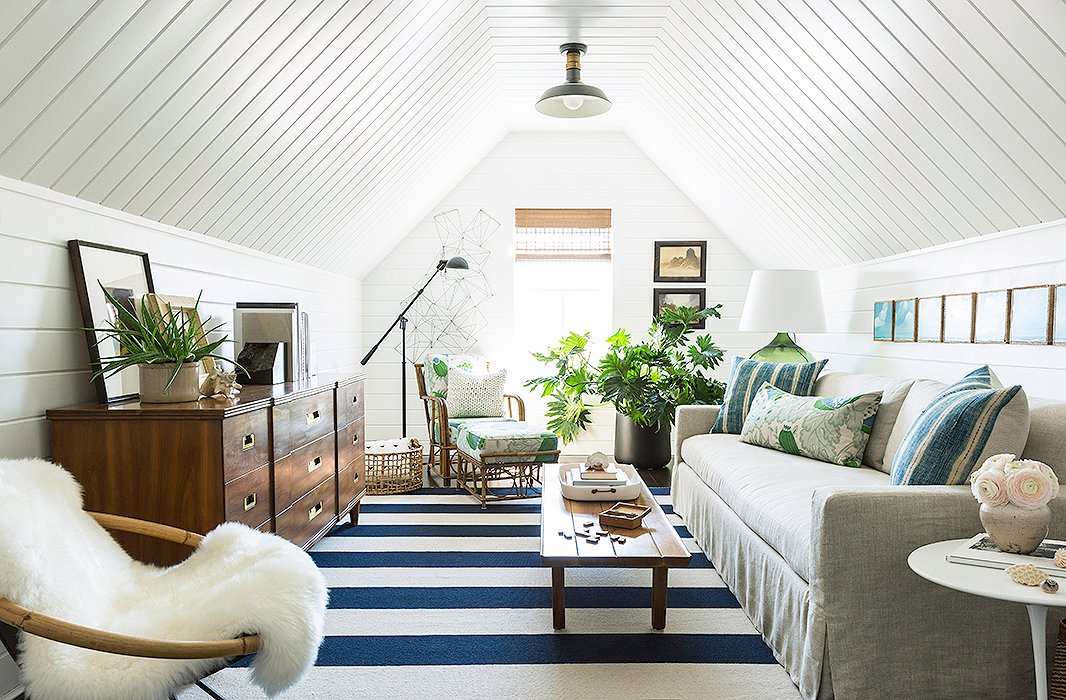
[[0, 175, 363, 460], [361, 130, 760, 456], [803, 218, 1066, 393]]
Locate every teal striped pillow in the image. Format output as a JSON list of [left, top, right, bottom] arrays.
[[712, 356, 829, 434], [889, 366, 1029, 486]]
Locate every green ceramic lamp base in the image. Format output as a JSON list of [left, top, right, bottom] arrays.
[[749, 332, 815, 363]]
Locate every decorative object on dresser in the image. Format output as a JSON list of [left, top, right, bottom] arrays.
[[68, 239, 155, 404], [0, 458, 326, 700], [234, 302, 311, 383], [653, 240, 707, 283], [46, 374, 365, 566], [738, 268, 827, 362]]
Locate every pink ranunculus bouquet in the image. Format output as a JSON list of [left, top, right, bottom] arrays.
[[970, 453, 1059, 509]]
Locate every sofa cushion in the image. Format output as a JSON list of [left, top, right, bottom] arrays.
[[680, 433, 889, 581], [434, 417, 514, 445], [712, 356, 829, 434], [739, 383, 882, 467], [815, 372, 914, 473], [455, 420, 559, 464], [882, 378, 950, 469], [889, 366, 1029, 486], [1024, 398, 1066, 480], [447, 368, 507, 418]]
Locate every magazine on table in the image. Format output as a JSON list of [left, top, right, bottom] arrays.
[[947, 533, 1066, 578]]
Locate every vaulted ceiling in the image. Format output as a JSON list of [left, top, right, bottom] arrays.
[[2, 0, 1064, 276]]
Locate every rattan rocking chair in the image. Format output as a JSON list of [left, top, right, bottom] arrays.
[[0, 512, 259, 700]]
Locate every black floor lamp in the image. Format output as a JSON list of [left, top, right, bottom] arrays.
[[361, 256, 469, 435]]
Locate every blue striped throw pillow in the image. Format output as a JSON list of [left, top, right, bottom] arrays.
[[712, 356, 829, 434], [889, 366, 1029, 486]]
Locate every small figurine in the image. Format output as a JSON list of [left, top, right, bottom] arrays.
[[199, 366, 241, 399], [584, 451, 609, 471], [1043, 579, 1060, 594], [1054, 549, 1066, 569]]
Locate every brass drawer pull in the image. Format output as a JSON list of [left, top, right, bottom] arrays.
[[352, 394, 359, 404], [244, 493, 257, 511], [308, 502, 323, 521], [306, 409, 321, 425], [353, 471, 359, 483], [242, 433, 254, 450], [308, 456, 323, 473], [353, 433, 359, 445]]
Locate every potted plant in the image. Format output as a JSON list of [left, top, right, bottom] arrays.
[[89, 287, 233, 403], [526, 305, 727, 468]]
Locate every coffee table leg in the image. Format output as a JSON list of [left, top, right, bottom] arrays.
[[552, 566, 566, 630], [652, 568, 668, 630], [1027, 604, 1048, 700]]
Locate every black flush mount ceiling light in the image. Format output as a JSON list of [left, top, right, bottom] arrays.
[[535, 42, 612, 118]]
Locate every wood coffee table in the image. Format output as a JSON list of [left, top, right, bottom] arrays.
[[540, 465, 691, 630]]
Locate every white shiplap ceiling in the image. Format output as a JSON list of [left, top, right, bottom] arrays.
[[1, 0, 1064, 276]]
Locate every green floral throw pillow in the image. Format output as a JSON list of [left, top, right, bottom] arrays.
[[425, 354, 486, 398], [739, 382, 883, 467]]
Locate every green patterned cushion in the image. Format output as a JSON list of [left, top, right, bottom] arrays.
[[434, 417, 515, 444], [456, 420, 559, 464], [739, 383, 883, 467], [713, 356, 829, 434], [425, 354, 487, 398]]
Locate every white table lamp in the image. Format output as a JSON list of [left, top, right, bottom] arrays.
[[739, 269, 826, 363]]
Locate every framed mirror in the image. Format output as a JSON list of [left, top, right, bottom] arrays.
[[68, 240, 155, 403]]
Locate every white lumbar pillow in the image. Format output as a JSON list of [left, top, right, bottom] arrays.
[[448, 368, 507, 418]]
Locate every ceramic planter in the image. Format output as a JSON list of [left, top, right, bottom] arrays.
[[138, 363, 201, 404], [979, 502, 1050, 554], [613, 413, 671, 470]]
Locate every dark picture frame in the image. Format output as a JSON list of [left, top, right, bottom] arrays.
[[68, 240, 155, 404], [654, 241, 707, 283], [653, 287, 707, 328]]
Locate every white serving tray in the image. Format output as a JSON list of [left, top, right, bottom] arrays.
[[557, 462, 641, 501]]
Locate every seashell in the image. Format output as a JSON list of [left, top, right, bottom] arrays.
[[1055, 550, 1066, 569], [1043, 579, 1060, 594], [1006, 563, 1047, 587], [584, 452, 610, 470]]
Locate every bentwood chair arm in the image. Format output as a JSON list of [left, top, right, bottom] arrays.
[[503, 394, 526, 421], [424, 396, 451, 446], [0, 512, 261, 660]]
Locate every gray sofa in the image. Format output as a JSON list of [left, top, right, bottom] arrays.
[[671, 370, 1066, 700]]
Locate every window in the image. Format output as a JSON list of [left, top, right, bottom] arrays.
[[515, 208, 612, 261]]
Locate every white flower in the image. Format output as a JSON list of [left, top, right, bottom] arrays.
[[972, 470, 1009, 506], [982, 453, 1016, 473], [1005, 467, 1056, 509]]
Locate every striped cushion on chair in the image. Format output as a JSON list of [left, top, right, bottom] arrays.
[[889, 366, 1030, 486], [712, 356, 829, 434]]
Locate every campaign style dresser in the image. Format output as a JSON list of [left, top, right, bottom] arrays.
[[47, 374, 365, 565]]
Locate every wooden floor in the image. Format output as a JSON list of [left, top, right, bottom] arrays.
[[635, 466, 671, 487]]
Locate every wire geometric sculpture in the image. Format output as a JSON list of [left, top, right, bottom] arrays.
[[398, 209, 499, 362]]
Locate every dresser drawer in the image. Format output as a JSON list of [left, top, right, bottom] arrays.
[[275, 432, 336, 507], [222, 409, 270, 481], [337, 459, 366, 515], [276, 476, 336, 548], [224, 465, 272, 529], [273, 390, 335, 457], [337, 380, 364, 428], [337, 416, 365, 467]]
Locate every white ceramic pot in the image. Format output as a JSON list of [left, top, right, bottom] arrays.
[[138, 363, 201, 404], [979, 503, 1051, 554]]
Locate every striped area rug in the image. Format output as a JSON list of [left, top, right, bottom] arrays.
[[181, 488, 800, 700]]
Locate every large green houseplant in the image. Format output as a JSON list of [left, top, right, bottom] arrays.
[[525, 305, 727, 467]]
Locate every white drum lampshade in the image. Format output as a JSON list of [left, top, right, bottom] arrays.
[[739, 269, 826, 362]]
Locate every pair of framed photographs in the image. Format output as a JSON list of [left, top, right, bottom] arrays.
[[653, 241, 707, 328], [874, 285, 1066, 345]]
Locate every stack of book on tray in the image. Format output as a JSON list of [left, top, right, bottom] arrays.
[[568, 466, 629, 487], [947, 533, 1066, 579]]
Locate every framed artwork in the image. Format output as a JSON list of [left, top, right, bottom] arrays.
[[974, 290, 1008, 344], [68, 240, 156, 404], [873, 300, 894, 341], [917, 296, 943, 342], [1008, 286, 1051, 345], [653, 288, 707, 328], [654, 241, 707, 283], [1055, 285, 1066, 345], [943, 293, 974, 343], [893, 298, 917, 342]]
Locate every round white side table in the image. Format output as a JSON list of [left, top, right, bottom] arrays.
[[909, 539, 1064, 700]]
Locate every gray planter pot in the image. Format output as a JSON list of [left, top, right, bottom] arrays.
[[138, 362, 201, 403], [613, 413, 671, 469]]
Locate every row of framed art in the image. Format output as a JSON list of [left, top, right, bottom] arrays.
[[874, 285, 1066, 345]]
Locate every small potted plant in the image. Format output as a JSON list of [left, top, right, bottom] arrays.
[[526, 305, 727, 468], [89, 286, 233, 403], [971, 453, 1060, 554]]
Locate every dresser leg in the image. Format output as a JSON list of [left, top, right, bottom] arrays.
[[349, 503, 361, 526]]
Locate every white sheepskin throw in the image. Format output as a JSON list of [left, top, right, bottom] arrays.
[[0, 458, 328, 700]]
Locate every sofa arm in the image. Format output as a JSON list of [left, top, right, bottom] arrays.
[[811, 486, 1066, 698], [672, 405, 720, 466]]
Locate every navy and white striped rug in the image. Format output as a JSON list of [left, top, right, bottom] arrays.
[[182, 488, 800, 699]]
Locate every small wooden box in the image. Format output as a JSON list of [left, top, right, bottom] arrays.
[[598, 502, 652, 530]]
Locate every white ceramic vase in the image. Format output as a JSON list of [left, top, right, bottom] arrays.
[[138, 363, 201, 404], [979, 502, 1050, 554]]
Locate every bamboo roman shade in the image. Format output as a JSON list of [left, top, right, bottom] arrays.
[[514, 208, 612, 261]]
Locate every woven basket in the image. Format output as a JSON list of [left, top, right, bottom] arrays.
[[365, 439, 424, 495]]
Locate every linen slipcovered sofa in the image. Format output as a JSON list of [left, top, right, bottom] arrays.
[[672, 370, 1066, 700]]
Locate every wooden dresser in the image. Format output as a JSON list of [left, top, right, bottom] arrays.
[[46, 374, 365, 565]]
